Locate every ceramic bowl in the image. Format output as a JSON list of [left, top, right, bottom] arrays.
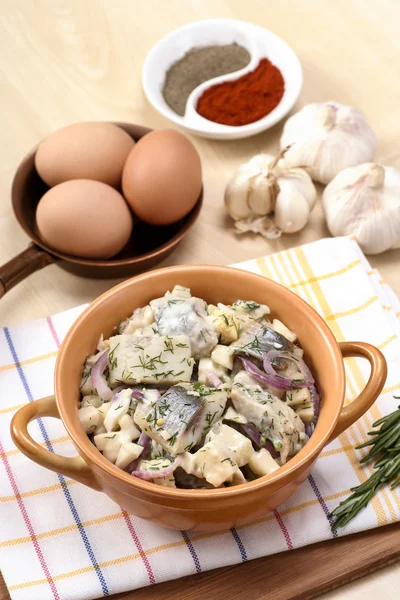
[[142, 19, 302, 139], [11, 266, 386, 531], [0, 122, 202, 298]]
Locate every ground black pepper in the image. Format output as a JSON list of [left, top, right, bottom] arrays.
[[162, 43, 250, 116]]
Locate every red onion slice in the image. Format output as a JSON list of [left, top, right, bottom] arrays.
[[205, 370, 223, 388], [91, 350, 113, 401], [241, 357, 299, 391], [131, 456, 181, 481], [125, 431, 151, 473], [241, 424, 279, 458], [131, 389, 144, 400]]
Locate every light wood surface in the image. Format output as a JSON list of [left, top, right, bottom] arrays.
[[1, 1, 399, 598]]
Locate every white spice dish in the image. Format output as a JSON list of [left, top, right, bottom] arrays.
[[142, 19, 303, 140]]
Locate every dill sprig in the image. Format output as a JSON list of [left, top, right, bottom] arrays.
[[330, 400, 400, 530]]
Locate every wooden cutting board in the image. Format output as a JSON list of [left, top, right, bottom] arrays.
[[1, 523, 399, 600]]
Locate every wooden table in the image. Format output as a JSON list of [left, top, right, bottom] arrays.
[[0, 1, 399, 598]]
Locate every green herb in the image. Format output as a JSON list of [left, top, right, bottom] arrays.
[[80, 370, 91, 389], [114, 404, 123, 410], [168, 432, 178, 446], [167, 299, 185, 306], [205, 411, 219, 427], [115, 320, 123, 335], [108, 344, 120, 370], [176, 342, 188, 348], [134, 344, 144, 350], [242, 335, 261, 351], [184, 442, 194, 452], [233, 300, 261, 312], [222, 314, 229, 326], [104, 434, 116, 439], [163, 337, 175, 354], [330, 402, 400, 530], [133, 353, 168, 371], [221, 457, 236, 467], [200, 330, 207, 342]]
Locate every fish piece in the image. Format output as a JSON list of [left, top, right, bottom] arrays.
[[134, 383, 228, 456], [150, 293, 218, 359], [231, 322, 293, 360], [108, 334, 194, 385], [231, 370, 306, 463]]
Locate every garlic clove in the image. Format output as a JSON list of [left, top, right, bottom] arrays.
[[323, 162, 400, 254], [279, 169, 317, 210], [281, 102, 377, 184], [224, 172, 253, 220], [247, 173, 274, 215], [274, 179, 311, 233]]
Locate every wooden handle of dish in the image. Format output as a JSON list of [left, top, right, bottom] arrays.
[[10, 395, 101, 491], [0, 244, 55, 298], [328, 341, 387, 442]]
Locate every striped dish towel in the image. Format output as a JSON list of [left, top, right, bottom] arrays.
[[1, 236, 399, 600]]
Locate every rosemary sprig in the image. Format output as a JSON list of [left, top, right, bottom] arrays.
[[330, 400, 400, 530]]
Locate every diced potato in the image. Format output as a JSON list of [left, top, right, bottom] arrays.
[[171, 285, 191, 299], [223, 406, 247, 425], [94, 424, 106, 435], [231, 300, 270, 320], [94, 431, 128, 463], [115, 442, 143, 469], [136, 459, 175, 486], [207, 304, 219, 316], [181, 424, 254, 487], [249, 449, 280, 476], [286, 388, 311, 407], [212, 310, 240, 344], [119, 413, 140, 441], [271, 319, 297, 342], [78, 405, 102, 434], [198, 358, 228, 385], [295, 402, 314, 424], [81, 394, 103, 408], [124, 305, 155, 334], [104, 390, 131, 432], [229, 468, 247, 485], [211, 344, 234, 369], [97, 401, 112, 420]]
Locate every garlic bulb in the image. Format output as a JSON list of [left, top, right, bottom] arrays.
[[225, 150, 316, 239], [280, 102, 377, 184], [322, 162, 400, 254]]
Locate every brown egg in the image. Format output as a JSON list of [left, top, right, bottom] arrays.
[[35, 122, 135, 188], [36, 179, 133, 259], [122, 129, 202, 225]]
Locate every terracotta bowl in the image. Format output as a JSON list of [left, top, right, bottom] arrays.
[[11, 266, 387, 531]]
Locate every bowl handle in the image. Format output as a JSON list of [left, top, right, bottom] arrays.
[[328, 341, 387, 443], [11, 395, 101, 491], [0, 244, 55, 298]]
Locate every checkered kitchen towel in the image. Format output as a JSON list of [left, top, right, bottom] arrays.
[[1, 236, 399, 600]]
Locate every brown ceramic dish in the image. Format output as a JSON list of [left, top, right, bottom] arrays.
[[11, 266, 387, 531], [0, 123, 202, 298]]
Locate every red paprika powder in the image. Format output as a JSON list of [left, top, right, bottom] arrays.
[[196, 58, 284, 126]]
